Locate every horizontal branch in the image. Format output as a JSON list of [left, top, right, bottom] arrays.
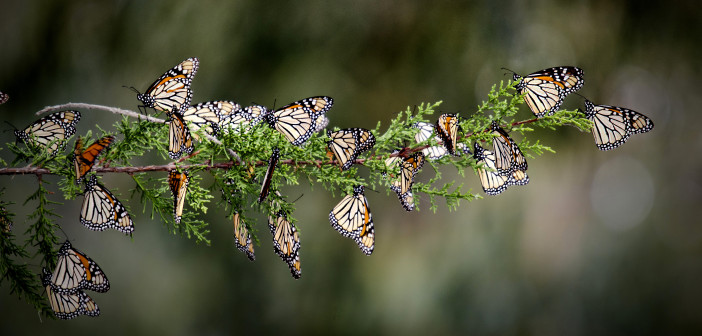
[[3, 102, 548, 177], [36, 102, 165, 124]]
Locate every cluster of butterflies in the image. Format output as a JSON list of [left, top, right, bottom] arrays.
[[8, 61, 656, 312], [41, 240, 109, 319], [509, 66, 654, 150], [132, 57, 334, 159]]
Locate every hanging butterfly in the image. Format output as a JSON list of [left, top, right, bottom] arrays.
[[327, 128, 376, 171], [580, 98, 654, 150], [15, 111, 80, 156], [73, 135, 115, 182], [389, 152, 425, 211], [435, 114, 461, 156], [42, 269, 100, 320], [508, 66, 584, 118], [268, 211, 301, 279], [167, 110, 193, 159], [413, 122, 449, 160], [265, 96, 333, 146], [473, 142, 528, 195], [258, 148, 280, 204], [219, 104, 267, 135], [80, 175, 134, 235], [329, 185, 375, 255], [233, 212, 255, 261], [489, 121, 528, 175], [136, 57, 199, 113], [0, 91, 8, 104], [183, 100, 242, 137], [45, 240, 110, 294], [168, 169, 189, 224]]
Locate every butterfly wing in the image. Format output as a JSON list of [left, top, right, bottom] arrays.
[[389, 152, 425, 211], [80, 176, 134, 235], [15, 111, 80, 156], [74, 135, 115, 182], [435, 114, 460, 155], [167, 111, 194, 159], [42, 269, 100, 320], [490, 122, 528, 174], [258, 148, 280, 203], [269, 212, 301, 279], [168, 170, 189, 224], [220, 104, 267, 134], [137, 57, 199, 112], [49, 241, 110, 294], [329, 185, 375, 255], [233, 213, 255, 261], [474, 143, 511, 195], [183, 101, 242, 136], [413, 122, 448, 160], [327, 128, 376, 171], [515, 66, 584, 118]]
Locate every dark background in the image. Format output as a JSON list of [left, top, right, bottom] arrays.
[[1, 0, 700, 334]]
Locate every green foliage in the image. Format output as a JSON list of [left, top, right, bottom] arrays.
[[0, 78, 593, 317]]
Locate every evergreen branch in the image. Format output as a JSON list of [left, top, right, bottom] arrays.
[[34, 102, 242, 162]]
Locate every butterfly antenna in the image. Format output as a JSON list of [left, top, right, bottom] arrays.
[[366, 187, 380, 194], [123, 85, 141, 94], [291, 194, 304, 204], [501, 67, 517, 76], [3, 120, 18, 133]]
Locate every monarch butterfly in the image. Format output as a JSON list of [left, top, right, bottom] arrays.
[[327, 128, 376, 171], [0, 91, 8, 104], [168, 170, 189, 224], [136, 57, 199, 113], [581, 98, 654, 150], [81, 175, 134, 235], [42, 269, 100, 320], [268, 211, 301, 279], [489, 121, 527, 175], [46, 240, 110, 294], [435, 114, 461, 156], [167, 110, 194, 159], [389, 152, 425, 211], [265, 96, 333, 146], [233, 212, 255, 261], [509, 66, 584, 118], [258, 148, 280, 204], [413, 122, 449, 160], [15, 111, 80, 156], [183, 100, 242, 137], [329, 185, 375, 255], [473, 142, 528, 195], [219, 104, 267, 135], [73, 135, 115, 182]]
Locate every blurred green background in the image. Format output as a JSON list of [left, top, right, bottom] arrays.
[[1, 0, 700, 334]]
